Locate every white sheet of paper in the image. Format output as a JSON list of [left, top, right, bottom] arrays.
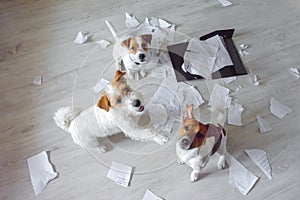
[[74, 31, 88, 44], [218, 0, 232, 7], [289, 67, 300, 78], [177, 82, 205, 109], [143, 189, 164, 200], [245, 149, 272, 180], [228, 103, 244, 126], [27, 151, 58, 196], [96, 39, 110, 48], [125, 12, 140, 28], [223, 76, 236, 84], [33, 75, 42, 86], [256, 115, 272, 134], [209, 84, 231, 108], [270, 97, 292, 119], [107, 162, 133, 187], [206, 35, 233, 73], [225, 152, 259, 195], [92, 78, 109, 94]]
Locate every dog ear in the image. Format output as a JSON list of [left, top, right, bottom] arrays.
[[141, 34, 152, 44], [122, 38, 131, 48], [187, 104, 194, 119], [97, 93, 111, 112], [114, 70, 126, 82]]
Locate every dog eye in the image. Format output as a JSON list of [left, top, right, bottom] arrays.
[[184, 126, 189, 131], [130, 47, 136, 50], [141, 43, 147, 49], [124, 87, 131, 94]]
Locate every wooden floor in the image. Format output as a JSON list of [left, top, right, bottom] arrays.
[[1, 0, 300, 199]]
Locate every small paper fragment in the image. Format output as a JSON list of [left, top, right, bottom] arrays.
[[228, 103, 244, 126], [225, 152, 259, 195], [33, 75, 42, 86], [27, 151, 58, 196], [107, 162, 133, 187], [74, 31, 88, 44], [245, 149, 272, 180], [289, 67, 300, 78], [96, 40, 110, 48], [125, 12, 140, 28], [256, 115, 272, 134], [143, 189, 164, 200], [209, 84, 231, 108], [270, 98, 292, 119], [92, 78, 110, 94], [249, 74, 260, 86], [218, 0, 233, 7], [223, 76, 237, 84]]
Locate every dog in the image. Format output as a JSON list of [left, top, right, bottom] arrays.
[[53, 70, 168, 153], [176, 105, 227, 182], [105, 20, 152, 80]]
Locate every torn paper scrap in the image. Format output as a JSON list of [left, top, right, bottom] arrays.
[[270, 98, 292, 119], [228, 103, 244, 126], [240, 44, 248, 50], [177, 82, 205, 109], [218, 0, 232, 7], [249, 74, 260, 86], [245, 149, 272, 180], [125, 12, 140, 28], [256, 115, 272, 134], [225, 152, 259, 195], [223, 76, 236, 84], [289, 68, 300, 78], [92, 78, 109, 94], [74, 31, 88, 44], [96, 39, 110, 48], [107, 162, 133, 187], [166, 24, 176, 43], [209, 84, 231, 108], [150, 17, 172, 28], [143, 189, 164, 200], [27, 151, 58, 196], [33, 75, 42, 86]]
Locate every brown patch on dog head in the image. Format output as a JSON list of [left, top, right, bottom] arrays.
[[113, 70, 126, 83], [97, 92, 111, 112], [141, 34, 152, 44], [122, 38, 139, 54]]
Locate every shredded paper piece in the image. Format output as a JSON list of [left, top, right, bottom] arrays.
[[245, 149, 272, 180], [223, 76, 236, 84], [92, 78, 109, 94], [228, 103, 244, 126], [249, 74, 260, 86], [33, 75, 42, 86], [107, 162, 133, 187], [218, 0, 233, 7], [143, 189, 164, 200], [96, 39, 110, 48], [256, 115, 272, 134], [74, 31, 88, 44], [270, 98, 292, 119], [289, 67, 300, 78], [150, 17, 172, 28], [225, 152, 259, 195], [125, 12, 140, 28], [209, 84, 231, 108], [27, 151, 58, 196]]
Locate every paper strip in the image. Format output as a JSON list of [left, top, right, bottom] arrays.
[[218, 0, 233, 7], [96, 40, 110, 48], [107, 162, 133, 187], [228, 103, 244, 126], [125, 12, 140, 28], [256, 115, 272, 134], [270, 98, 292, 119], [289, 67, 300, 78], [225, 152, 259, 195], [245, 149, 272, 180], [27, 151, 58, 196], [33, 75, 42, 86], [74, 31, 88, 44], [143, 189, 164, 200]]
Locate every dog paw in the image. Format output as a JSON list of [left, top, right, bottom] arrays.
[[190, 171, 200, 182], [217, 155, 226, 170], [154, 134, 169, 145]]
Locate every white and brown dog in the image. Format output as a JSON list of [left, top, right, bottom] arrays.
[[176, 105, 227, 182], [105, 21, 152, 80], [54, 70, 168, 152]]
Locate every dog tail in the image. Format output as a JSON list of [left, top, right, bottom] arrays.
[[105, 20, 119, 41], [53, 107, 81, 132]]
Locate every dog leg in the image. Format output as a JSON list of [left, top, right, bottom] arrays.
[[140, 68, 147, 78], [190, 170, 201, 182]]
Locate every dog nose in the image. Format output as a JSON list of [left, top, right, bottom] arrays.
[[179, 137, 191, 150], [132, 99, 141, 107], [139, 54, 145, 60]]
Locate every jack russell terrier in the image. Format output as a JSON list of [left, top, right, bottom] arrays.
[[176, 105, 227, 182], [54, 70, 168, 153], [105, 20, 152, 80]]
